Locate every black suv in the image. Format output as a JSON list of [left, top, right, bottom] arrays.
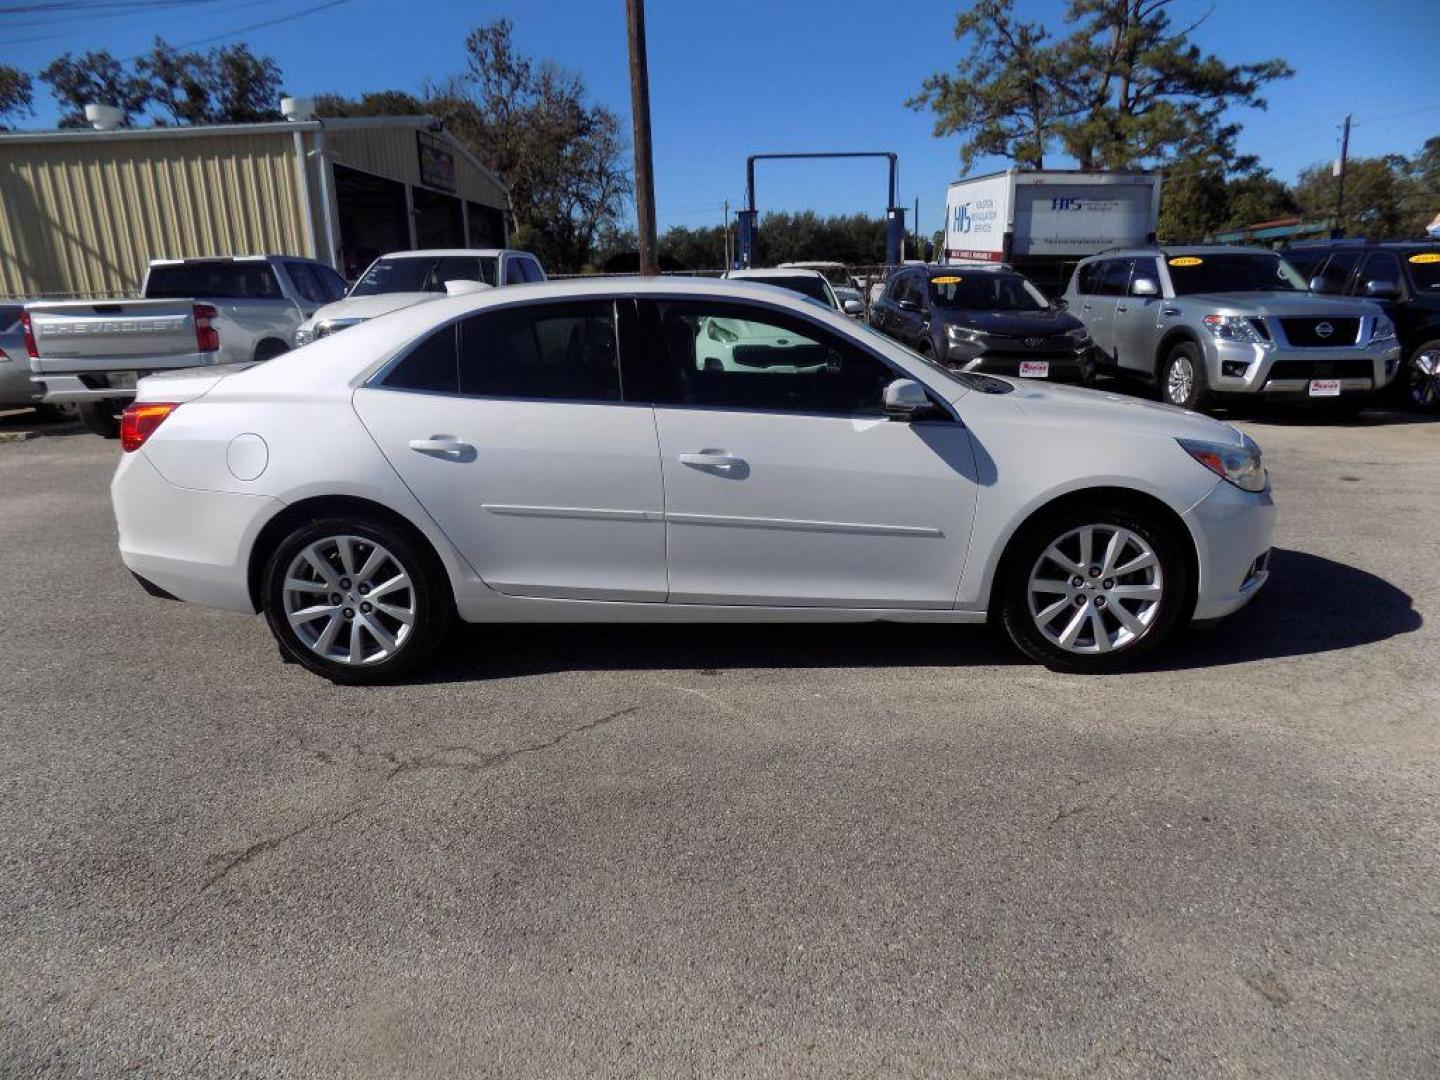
[[1281, 241, 1440, 412], [869, 264, 1093, 382]]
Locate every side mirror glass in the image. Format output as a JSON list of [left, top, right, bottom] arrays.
[[843, 299, 864, 315], [897, 298, 919, 312], [1131, 277, 1159, 297], [1364, 279, 1399, 299], [1309, 275, 1335, 295], [883, 378, 933, 420]]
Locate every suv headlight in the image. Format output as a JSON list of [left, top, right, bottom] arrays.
[[1202, 314, 1271, 346], [1372, 315, 1397, 344], [1177, 435, 1268, 493], [945, 324, 985, 344], [1066, 327, 1092, 347], [294, 326, 315, 346]]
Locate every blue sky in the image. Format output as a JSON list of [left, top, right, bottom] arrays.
[[4, 0, 1437, 232]]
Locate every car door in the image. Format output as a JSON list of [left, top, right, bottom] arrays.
[[1111, 256, 1162, 371], [1079, 259, 1129, 366], [352, 298, 668, 602], [639, 297, 980, 608]]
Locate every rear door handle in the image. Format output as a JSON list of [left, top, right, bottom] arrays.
[[1082, 302, 1093, 311], [679, 451, 744, 469], [409, 436, 473, 457], [1116, 304, 1128, 312]]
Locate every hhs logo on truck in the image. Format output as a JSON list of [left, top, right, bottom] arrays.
[[953, 202, 972, 233], [1051, 196, 1084, 211]]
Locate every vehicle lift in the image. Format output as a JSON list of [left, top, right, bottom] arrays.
[[736, 151, 904, 269]]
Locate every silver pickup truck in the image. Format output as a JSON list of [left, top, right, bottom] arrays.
[[26, 255, 347, 436]]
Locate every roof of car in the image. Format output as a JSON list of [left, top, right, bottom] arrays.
[[724, 268, 828, 280], [1080, 244, 1276, 261], [1279, 239, 1440, 250], [378, 249, 525, 259]]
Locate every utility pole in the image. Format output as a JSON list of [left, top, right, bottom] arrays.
[[625, 0, 658, 276], [914, 195, 920, 261], [723, 198, 730, 270], [1335, 113, 1352, 238]]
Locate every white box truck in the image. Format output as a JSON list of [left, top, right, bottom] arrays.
[[943, 169, 1162, 295]]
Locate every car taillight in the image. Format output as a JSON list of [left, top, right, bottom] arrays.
[[193, 303, 219, 352], [120, 402, 180, 452], [20, 310, 38, 358]]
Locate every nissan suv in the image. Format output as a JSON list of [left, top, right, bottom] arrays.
[[1281, 241, 1440, 413], [1062, 246, 1401, 415], [871, 264, 1093, 382]]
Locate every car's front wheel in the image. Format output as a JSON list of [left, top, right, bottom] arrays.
[[1160, 342, 1211, 411], [1402, 340, 1440, 413], [999, 506, 1190, 673], [261, 516, 453, 684]]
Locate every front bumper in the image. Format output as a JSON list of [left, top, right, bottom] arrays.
[[1183, 478, 1276, 621], [1201, 339, 1402, 398], [944, 343, 1091, 382], [112, 450, 281, 614]]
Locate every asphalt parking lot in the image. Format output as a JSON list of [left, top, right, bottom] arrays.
[[1, 407, 1437, 1078]]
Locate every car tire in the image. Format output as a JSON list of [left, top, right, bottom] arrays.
[[254, 339, 290, 363], [1160, 342, 1211, 411], [998, 504, 1191, 674], [1401, 339, 1440, 414], [261, 515, 453, 684], [78, 400, 121, 439]]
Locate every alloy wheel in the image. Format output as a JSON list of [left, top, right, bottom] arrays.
[[1166, 356, 1194, 406], [1027, 524, 1164, 655], [1408, 348, 1439, 411], [282, 535, 416, 665]]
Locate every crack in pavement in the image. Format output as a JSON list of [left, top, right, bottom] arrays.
[[386, 705, 641, 781], [1051, 793, 1117, 827]]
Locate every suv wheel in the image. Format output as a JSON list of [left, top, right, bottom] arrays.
[[999, 506, 1190, 674], [261, 516, 453, 684], [1403, 340, 1440, 413], [1160, 342, 1211, 411]]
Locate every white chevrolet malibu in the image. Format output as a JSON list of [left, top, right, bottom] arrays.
[[111, 278, 1274, 683]]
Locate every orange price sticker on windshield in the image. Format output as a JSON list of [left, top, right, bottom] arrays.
[[1168, 256, 1203, 267], [1408, 252, 1440, 264], [931, 275, 963, 284]]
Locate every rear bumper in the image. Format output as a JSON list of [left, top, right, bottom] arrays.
[[1184, 479, 1276, 621], [34, 374, 136, 404], [111, 450, 279, 614]]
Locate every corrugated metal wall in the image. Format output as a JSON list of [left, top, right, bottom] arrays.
[[0, 131, 307, 298]]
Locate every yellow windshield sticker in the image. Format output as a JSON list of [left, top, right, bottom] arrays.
[[1169, 256, 1203, 267], [931, 275, 963, 284], [1408, 252, 1440, 264]]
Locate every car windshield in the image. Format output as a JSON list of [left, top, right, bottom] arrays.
[[350, 255, 499, 297], [739, 274, 833, 306], [1166, 253, 1306, 295], [928, 273, 1048, 312], [1407, 252, 1440, 291]]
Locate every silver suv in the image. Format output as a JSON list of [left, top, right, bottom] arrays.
[[1063, 246, 1402, 414]]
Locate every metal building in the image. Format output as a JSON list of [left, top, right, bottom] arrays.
[[0, 115, 510, 298]]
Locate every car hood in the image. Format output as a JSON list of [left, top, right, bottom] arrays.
[[938, 307, 1084, 335], [1175, 291, 1377, 316], [984, 378, 1246, 446], [301, 292, 438, 329]]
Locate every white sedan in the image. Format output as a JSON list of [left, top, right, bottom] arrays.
[[111, 278, 1274, 683]]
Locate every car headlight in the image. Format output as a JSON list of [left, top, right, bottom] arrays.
[[1202, 314, 1271, 346], [1177, 435, 1268, 493], [294, 327, 315, 346], [945, 324, 984, 344], [1066, 328, 1092, 347], [1372, 315, 1397, 344]]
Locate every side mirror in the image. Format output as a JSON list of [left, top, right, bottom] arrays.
[[1131, 277, 1159, 297], [1364, 279, 1399, 299], [883, 378, 934, 421], [897, 298, 920, 312], [1309, 275, 1336, 295], [843, 298, 864, 316], [1055, 296, 1069, 310]]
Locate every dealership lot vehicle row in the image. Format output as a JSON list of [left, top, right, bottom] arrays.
[[1, 415, 1437, 1076]]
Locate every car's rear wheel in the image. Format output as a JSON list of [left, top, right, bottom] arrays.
[[78, 400, 121, 438], [999, 506, 1190, 673], [1402, 340, 1440, 413], [1160, 342, 1211, 411], [261, 516, 453, 684]]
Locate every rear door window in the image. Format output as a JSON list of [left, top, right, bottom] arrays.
[[382, 324, 459, 394], [1096, 260, 1132, 297], [1316, 250, 1361, 293], [458, 301, 620, 402], [1075, 261, 1101, 295]]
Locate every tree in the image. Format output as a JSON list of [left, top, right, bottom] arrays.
[[207, 43, 282, 122], [312, 90, 428, 118], [1294, 155, 1411, 239], [0, 65, 33, 130], [39, 51, 149, 128], [438, 19, 630, 273], [914, 0, 1291, 174], [136, 40, 213, 125]]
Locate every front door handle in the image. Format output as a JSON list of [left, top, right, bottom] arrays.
[[1082, 302, 1093, 311], [1116, 303, 1128, 313], [679, 451, 744, 469], [409, 436, 473, 457]]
